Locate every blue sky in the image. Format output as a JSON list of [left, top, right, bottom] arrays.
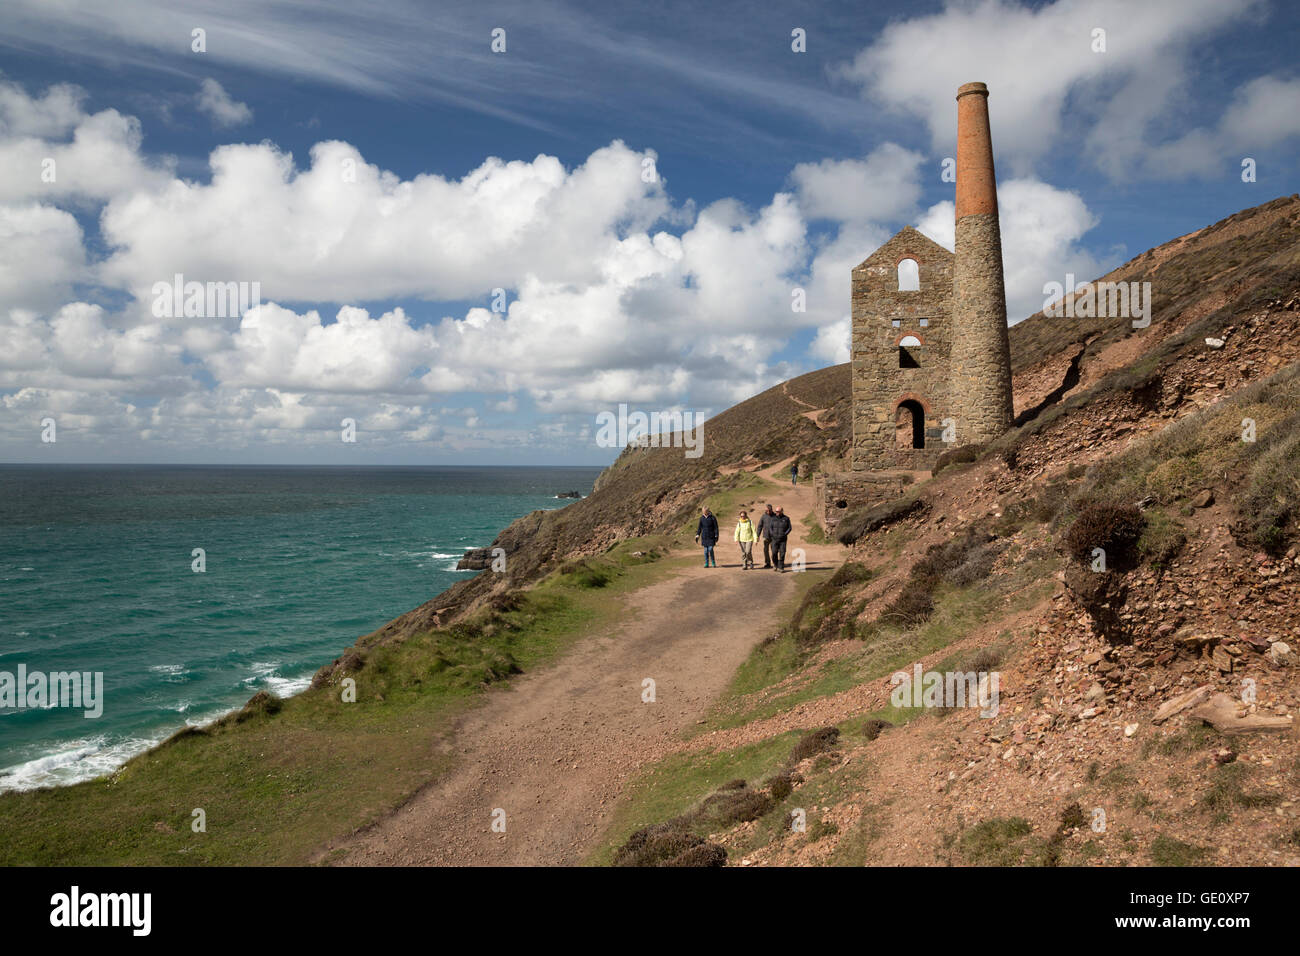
[[1, 0, 1297, 465]]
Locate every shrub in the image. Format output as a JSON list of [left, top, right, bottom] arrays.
[[860, 718, 892, 741], [879, 586, 935, 629], [827, 561, 873, 587], [945, 540, 1006, 587], [698, 787, 775, 827], [789, 727, 840, 764], [766, 772, 794, 801], [788, 563, 874, 649], [613, 823, 727, 867], [876, 532, 998, 630], [1064, 504, 1145, 567]]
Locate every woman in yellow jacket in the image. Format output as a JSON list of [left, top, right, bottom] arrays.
[[734, 510, 757, 570]]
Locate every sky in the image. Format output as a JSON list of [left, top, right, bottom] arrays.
[[1, 0, 1297, 466]]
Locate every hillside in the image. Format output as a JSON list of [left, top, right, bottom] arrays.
[[594, 193, 1300, 866]]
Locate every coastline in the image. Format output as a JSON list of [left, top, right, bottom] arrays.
[[0, 465, 601, 795]]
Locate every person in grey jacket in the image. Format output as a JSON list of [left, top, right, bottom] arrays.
[[754, 504, 776, 568], [768, 506, 793, 572]]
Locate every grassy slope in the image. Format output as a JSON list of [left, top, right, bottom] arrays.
[[586, 195, 1300, 867], [0, 537, 674, 865]]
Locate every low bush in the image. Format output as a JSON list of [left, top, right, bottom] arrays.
[[1063, 504, 1145, 568]]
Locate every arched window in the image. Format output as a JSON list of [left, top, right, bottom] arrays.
[[897, 258, 920, 291], [899, 335, 922, 368], [895, 400, 925, 449]]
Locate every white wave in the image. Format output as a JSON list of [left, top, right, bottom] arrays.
[[240, 660, 282, 685], [0, 668, 321, 792], [260, 673, 313, 697], [149, 663, 192, 683], [0, 733, 165, 793]]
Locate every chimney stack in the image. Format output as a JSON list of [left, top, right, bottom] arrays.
[[950, 81, 1014, 445]]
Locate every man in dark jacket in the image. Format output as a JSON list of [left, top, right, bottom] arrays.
[[695, 507, 720, 567], [754, 504, 776, 568], [768, 506, 793, 572]]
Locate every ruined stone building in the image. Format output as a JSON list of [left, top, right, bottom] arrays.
[[820, 82, 1014, 529]]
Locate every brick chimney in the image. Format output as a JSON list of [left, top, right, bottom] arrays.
[[950, 81, 1014, 445]]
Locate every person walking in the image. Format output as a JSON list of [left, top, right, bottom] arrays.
[[755, 503, 775, 568], [734, 510, 757, 569], [768, 505, 793, 572], [695, 507, 719, 568], [790, 463, 799, 486]]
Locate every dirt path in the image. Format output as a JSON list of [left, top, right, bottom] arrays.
[[322, 471, 840, 866], [781, 382, 830, 428]]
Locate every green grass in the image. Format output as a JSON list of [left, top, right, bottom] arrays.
[[1200, 761, 1283, 819], [702, 566, 1045, 733], [1150, 835, 1209, 866], [0, 537, 672, 866], [955, 817, 1049, 866], [801, 511, 829, 545]]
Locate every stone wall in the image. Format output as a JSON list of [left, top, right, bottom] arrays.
[[850, 226, 955, 472], [818, 470, 915, 533]]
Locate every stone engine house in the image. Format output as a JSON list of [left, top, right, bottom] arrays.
[[819, 81, 1014, 530], [850, 226, 954, 472]]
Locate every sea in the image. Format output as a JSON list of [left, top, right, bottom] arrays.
[[0, 464, 602, 792]]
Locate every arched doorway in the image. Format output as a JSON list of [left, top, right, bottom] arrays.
[[895, 399, 925, 449]]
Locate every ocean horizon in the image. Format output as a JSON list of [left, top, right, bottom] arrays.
[[0, 463, 602, 792]]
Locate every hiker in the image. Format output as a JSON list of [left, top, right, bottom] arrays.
[[734, 510, 757, 570], [755, 504, 776, 568], [695, 507, 719, 567], [790, 463, 798, 486], [768, 505, 792, 572]]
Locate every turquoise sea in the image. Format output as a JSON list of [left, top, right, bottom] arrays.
[[0, 464, 601, 791]]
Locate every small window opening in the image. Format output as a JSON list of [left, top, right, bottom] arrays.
[[897, 258, 920, 291], [898, 335, 922, 368]]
